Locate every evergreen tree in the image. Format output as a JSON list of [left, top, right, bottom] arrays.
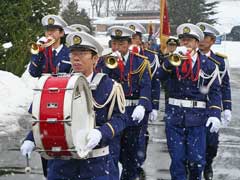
[[0, 0, 60, 76], [167, 0, 219, 34], [61, 0, 93, 33]]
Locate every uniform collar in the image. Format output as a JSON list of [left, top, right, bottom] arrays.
[[191, 51, 198, 67], [205, 51, 211, 57], [123, 51, 130, 64], [52, 44, 63, 55], [86, 72, 94, 83]]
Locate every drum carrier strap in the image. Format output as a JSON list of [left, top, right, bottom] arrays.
[[90, 73, 125, 120], [89, 73, 106, 90]]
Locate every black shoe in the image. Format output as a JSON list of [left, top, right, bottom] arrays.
[[138, 167, 146, 180], [204, 165, 213, 180]]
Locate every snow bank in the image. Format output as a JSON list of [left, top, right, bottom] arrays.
[[0, 70, 33, 135]]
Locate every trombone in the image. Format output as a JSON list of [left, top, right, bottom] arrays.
[[29, 38, 55, 54]]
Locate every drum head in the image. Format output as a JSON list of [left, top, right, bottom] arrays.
[[67, 73, 95, 158], [32, 73, 95, 159]]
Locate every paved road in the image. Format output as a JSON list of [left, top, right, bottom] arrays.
[[0, 68, 239, 180], [143, 68, 240, 180]]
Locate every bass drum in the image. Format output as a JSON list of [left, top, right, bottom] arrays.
[[32, 73, 95, 159]]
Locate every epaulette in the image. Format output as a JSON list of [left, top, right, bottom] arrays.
[[208, 56, 221, 66], [144, 48, 158, 54], [215, 52, 228, 59], [134, 53, 148, 60]]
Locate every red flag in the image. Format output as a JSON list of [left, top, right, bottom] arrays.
[[160, 0, 170, 52]]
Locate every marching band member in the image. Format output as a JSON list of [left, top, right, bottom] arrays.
[[26, 14, 71, 177], [165, 36, 179, 54], [197, 22, 232, 180], [95, 26, 127, 179], [158, 23, 222, 180], [69, 24, 91, 33], [29, 14, 71, 77], [96, 26, 152, 180], [21, 31, 128, 180], [124, 22, 161, 176], [141, 34, 151, 50], [162, 36, 180, 105]]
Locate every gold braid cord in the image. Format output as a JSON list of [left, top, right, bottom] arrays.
[[131, 59, 152, 81]]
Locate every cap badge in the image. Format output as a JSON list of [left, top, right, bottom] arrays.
[[129, 25, 135, 31], [183, 26, 191, 33], [199, 24, 206, 31], [48, 18, 55, 25], [73, 35, 82, 45], [115, 29, 122, 37]]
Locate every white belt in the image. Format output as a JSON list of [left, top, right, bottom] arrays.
[[125, 99, 139, 107], [168, 98, 206, 108], [87, 146, 109, 159]]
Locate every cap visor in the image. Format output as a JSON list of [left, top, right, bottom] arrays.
[[44, 25, 63, 30], [178, 33, 199, 41], [69, 45, 97, 54]]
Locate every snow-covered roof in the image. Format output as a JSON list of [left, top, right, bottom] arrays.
[[92, 17, 160, 25]]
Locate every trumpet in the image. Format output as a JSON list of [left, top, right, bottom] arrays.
[[104, 55, 118, 69], [164, 53, 189, 66], [29, 38, 55, 54], [164, 47, 195, 66]]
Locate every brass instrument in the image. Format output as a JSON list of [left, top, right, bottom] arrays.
[[104, 55, 118, 69], [164, 53, 189, 66], [164, 48, 195, 66], [30, 38, 55, 54]]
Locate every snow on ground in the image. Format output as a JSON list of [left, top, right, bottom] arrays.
[[0, 71, 33, 135]]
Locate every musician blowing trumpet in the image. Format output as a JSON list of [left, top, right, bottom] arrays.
[[28, 15, 71, 78], [158, 23, 222, 180], [21, 14, 72, 178]]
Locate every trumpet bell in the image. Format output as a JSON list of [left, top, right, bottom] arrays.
[[29, 38, 56, 55], [104, 56, 118, 69], [169, 54, 182, 66], [30, 43, 40, 54], [167, 53, 189, 67]]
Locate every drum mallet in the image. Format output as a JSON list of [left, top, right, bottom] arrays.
[[25, 154, 32, 174]]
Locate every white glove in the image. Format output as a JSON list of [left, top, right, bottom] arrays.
[[149, 109, 158, 122], [174, 46, 188, 55], [221, 109, 232, 127], [36, 36, 48, 44], [206, 117, 221, 133], [131, 105, 145, 123], [20, 140, 35, 158], [84, 129, 102, 151]]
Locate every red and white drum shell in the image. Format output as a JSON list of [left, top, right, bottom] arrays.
[[32, 73, 95, 159]]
